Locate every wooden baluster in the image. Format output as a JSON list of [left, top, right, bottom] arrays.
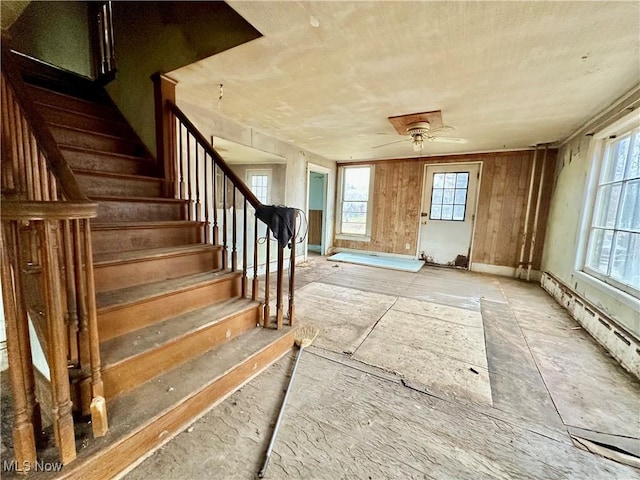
[[252, 213, 258, 302], [178, 121, 185, 199], [73, 220, 91, 407], [62, 220, 79, 366], [186, 133, 193, 220], [222, 175, 228, 270], [195, 143, 201, 221], [10, 95, 27, 198], [288, 211, 297, 326], [19, 116, 35, 199], [39, 220, 77, 464], [26, 130, 41, 201], [49, 168, 59, 201], [276, 243, 284, 330], [232, 187, 237, 271], [204, 153, 210, 244], [1, 221, 38, 472], [1, 78, 16, 193], [35, 136, 49, 201], [212, 163, 218, 245], [170, 113, 178, 198], [242, 198, 248, 297], [264, 227, 270, 327], [82, 219, 108, 437]]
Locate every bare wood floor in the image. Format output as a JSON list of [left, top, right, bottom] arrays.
[[126, 255, 640, 479]]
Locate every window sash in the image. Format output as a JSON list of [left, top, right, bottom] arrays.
[[338, 166, 373, 237]]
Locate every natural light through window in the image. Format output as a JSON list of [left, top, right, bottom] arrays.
[[430, 172, 469, 221], [585, 126, 640, 295], [247, 170, 271, 204], [339, 166, 373, 236]]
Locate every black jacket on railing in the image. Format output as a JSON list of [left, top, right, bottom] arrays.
[[255, 205, 296, 247]]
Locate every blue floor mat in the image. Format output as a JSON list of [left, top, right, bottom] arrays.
[[328, 252, 423, 272]]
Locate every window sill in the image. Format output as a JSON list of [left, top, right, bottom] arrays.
[[573, 270, 640, 311], [336, 234, 371, 242]]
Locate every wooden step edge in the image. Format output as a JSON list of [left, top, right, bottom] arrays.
[[34, 100, 128, 126], [94, 244, 221, 267], [89, 195, 187, 204], [91, 220, 204, 231], [59, 144, 156, 163], [101, 303, 261, 397], [27, 83, 116, 109], [74, 169, 163, 183], [96, 271, 242, 314], [54, 328, 296, 480], [49, 122, 141, 144]]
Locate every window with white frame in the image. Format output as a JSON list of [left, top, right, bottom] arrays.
[[337, 165, 374, 237], [584, 126, 640, 295], [246, 169, 271, 204]]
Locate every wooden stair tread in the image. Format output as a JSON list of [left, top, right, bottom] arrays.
[[100, 298, 259, 367], [26, 83, 115, 109], [96, 270, 239, 310], [93, 243, 221, 265], [16, 328, 295, 480], [89, 195, 186, 203], [91, 220, 204, 229], [59, 144, 154, 163], [74, 169, 162, 182], [49, 122, 140, 143], [34, 100, 129, 126]]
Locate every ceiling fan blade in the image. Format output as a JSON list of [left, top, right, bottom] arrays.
[[372, 139, 407, 149], [427, 136, 468, 144]]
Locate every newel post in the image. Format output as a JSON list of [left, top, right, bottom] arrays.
[[152, 72, 178, 198]]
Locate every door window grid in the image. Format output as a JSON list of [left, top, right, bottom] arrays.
[[585, 127, 640, 293], [430, 172, 469, 221], [246, 169, 272, 204]]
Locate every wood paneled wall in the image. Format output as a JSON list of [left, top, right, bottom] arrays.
[[308, 210, 323, 245], [334, 149, 556, 270]]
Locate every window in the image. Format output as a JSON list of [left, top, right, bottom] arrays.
[[585, 126, 640, 295], [430, 172, 469, 221], [246, 169, 271, 204], [337, 165, 374, 237]]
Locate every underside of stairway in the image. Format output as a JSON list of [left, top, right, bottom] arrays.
[[1, 57, 295, 479]]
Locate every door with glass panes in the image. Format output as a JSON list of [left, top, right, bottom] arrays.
[[418, 163, 480, 266]]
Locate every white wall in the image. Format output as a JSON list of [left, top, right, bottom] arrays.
[[542, 85, 640, 337], [177, 96, 337, 260]]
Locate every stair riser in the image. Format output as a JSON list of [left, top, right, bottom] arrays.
[[103, 307, 260, 398], [27, 86, 123, 121], [61, 148, 156, 176], [38, 104, 133, 138], [51, 125, 145, 157], [96, 200, 185, 222], [59, 330, 295, 480], [98, 275, 242, 341], [91, 225, 204, 255], [76, 173, 163, 198], [94, 249, 222, 293]]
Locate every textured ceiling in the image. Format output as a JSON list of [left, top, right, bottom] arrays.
[[172, 1, 640, 162], [0, 1, 30, 29]]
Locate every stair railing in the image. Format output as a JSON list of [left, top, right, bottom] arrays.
[[1, 43, 107, 470], [166, 102, 297, 329]]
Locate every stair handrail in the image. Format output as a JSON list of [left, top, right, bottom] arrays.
[[165, 99, 297, 330], [1, 39, 108, 471], [1, 40, 92, 203], [166, 101, 262, 208]]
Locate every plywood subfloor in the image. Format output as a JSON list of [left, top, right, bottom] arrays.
[[124, 257, 640, 478]]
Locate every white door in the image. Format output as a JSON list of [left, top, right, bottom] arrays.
[[418, 163, 480, 267]]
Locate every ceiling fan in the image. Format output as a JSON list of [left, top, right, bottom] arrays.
[[373, 121, 468, 152]]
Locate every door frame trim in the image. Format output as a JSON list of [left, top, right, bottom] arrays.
[[415, 161, 483, 268], [305, 162, 333, 260]]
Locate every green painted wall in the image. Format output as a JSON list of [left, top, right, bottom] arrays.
[[9, 1, 92, 77]]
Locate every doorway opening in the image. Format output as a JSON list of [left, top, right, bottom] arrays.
[[307, 170, 328, 256]]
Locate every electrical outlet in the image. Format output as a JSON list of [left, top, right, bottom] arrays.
[[405, 243, 410, 249]]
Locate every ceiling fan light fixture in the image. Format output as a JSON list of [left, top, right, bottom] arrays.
[[412, 134, 423, 152]]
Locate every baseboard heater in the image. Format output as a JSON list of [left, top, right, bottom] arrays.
[[541, 272, 639, 380]]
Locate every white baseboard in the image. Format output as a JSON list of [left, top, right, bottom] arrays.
[[541, 272, 639, 379], [471, 262, 541, 281]]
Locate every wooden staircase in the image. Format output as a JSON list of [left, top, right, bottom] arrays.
[[1, 55, 296, 479]]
